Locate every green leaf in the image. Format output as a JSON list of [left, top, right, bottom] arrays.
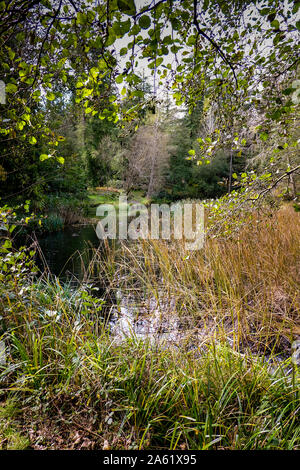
[[90, 67, 99, 79], [56, 157, 65, 164], [29, 136, 37, 145], [171, 18, 181, 31], [46, 92, 55, 101], [117, 0, 136, 16], [106, 33, 116, 46], [130, 24, 141, 35], [8, 49, 15, 60], [270, 19, 280, 29], [293, 2, 300, 14], [232, 173, 238, 179], [81, 88, 93, 98], [113, 19, 131, 36], [139, 15, 151, 29], [260, 132, 268, 141], [260, 7, 270, 15], [1, 239, 12, 251], [40, 154, 52, 161], [77, 12, 86, 25], [6, 83, 17, 93], [273, 33, 282, 45], [16, 121, 25, 130]]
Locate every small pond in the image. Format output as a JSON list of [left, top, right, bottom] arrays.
[[34, 224, 101, 280]]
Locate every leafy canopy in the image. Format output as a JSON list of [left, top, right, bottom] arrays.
[[0, 0, 299, 170]]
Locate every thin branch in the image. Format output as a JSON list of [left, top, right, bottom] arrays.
[[193, 0, 238, 87], [133, 0, 169, 20], [247, 165, 300, 202], [0, 0, 40, 33], [31, 0, 63, 88], [274, 56, 300, 79], [68, 0, 79, 12]]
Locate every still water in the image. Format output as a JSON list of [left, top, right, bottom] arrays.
[[36, 224, 100, 280], [31, 224, 191, 345]]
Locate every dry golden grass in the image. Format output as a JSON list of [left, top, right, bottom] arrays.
[[98, 204, 300, 354]]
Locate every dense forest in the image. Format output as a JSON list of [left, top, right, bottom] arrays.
[[0, 72, 246, 222], [0, 0, 299, 453]]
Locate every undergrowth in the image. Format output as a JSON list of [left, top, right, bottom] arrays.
[[0, 204, 299, 449]]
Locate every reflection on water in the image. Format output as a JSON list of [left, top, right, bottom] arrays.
[[109, 292, 202, 348], [36, 226, 192, 346], [36, 225, 100, 280]]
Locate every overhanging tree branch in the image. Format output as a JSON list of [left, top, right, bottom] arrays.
[[31, 0, 63, 88], [193, 0, 238, 87], [247, 165, 300, 202], [133, 0, 169, 20]]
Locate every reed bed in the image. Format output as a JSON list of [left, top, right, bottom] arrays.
[[91, 204, 300, 355], [0, 204, 299, 449]]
